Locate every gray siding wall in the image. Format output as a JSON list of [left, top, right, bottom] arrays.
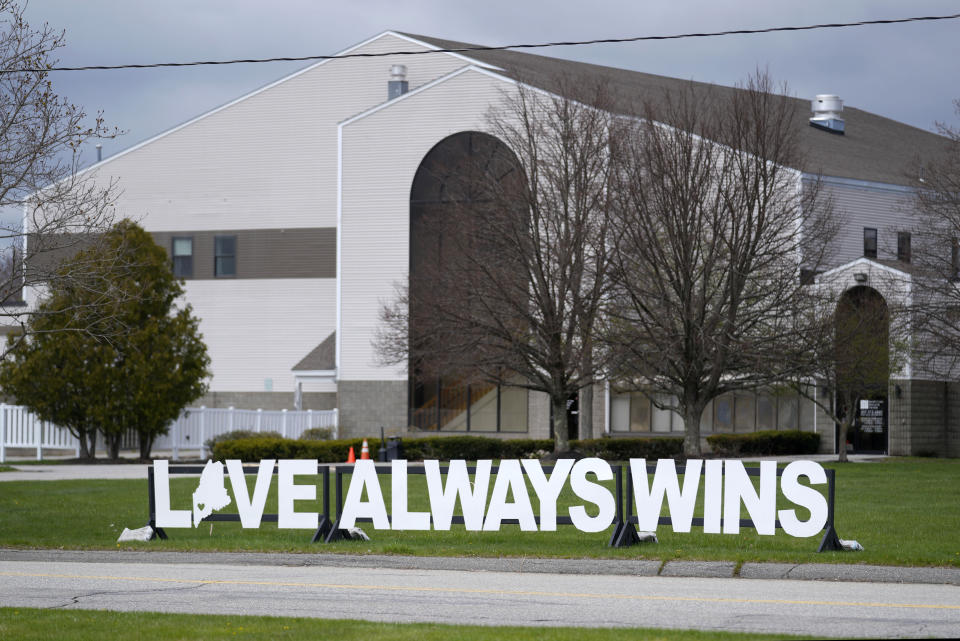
[[152, 228, 335, 279], [889, 379, 960, 456], [196, 391, 336, 411], [338, 380, 408, 437]]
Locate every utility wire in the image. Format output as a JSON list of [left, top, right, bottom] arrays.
[[6, 13, 960, 73]]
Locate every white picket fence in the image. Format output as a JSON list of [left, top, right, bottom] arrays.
[[0, 404, 338, 462]]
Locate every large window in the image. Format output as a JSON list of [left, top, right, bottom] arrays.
[[610, 388, 815, 433], [897, 231, 911, 263], [863, 228, 878, 259], [172, 237, 193, 278], [214, 235, 236, 277]]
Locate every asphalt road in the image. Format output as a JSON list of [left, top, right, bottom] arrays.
[[1, 558, 958, 637]]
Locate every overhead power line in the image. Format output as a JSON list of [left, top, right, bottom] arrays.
[[6, 13, 960, 73]]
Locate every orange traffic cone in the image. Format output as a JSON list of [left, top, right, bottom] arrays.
[[346, 446, 356, 463], [360, 438, 370, 460]]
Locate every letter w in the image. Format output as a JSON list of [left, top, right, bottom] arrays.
[[630, 458, 702, 532], [425, 460, 491, 531]]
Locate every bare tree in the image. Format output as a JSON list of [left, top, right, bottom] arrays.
[[604, 71, 837, 457], [376, 80, 618, 453], [905, 100, 960, 381], [0, 1, 120, 355]]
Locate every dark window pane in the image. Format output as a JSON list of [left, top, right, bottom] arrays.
[[897, 231, 911, 263], [215, 255, 236, 277], [863, 228, 877, 259], [214, 235, 236, 277], [172, 237, 193, 278]]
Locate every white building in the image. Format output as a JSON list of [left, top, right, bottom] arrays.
[[33, 31, 956, 455]]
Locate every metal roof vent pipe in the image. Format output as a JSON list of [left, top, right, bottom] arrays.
[[388, 64, 409, 100], [810, 94, 845, 135]]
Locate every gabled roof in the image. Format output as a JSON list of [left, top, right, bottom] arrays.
[[292, 332, 336, 372], [402, 33, 949, 187]]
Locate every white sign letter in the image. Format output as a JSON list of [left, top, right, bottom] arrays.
[[631, 458, 702, 533], [778, 460, 828, 538], [425, 460, 491, 531], [339, 459, 390, 530], [226, 459, 274, 529], [154, 460, 191, 528], [703, 460, 723, 534], [391, 460, 431, 530], [568, 458, 615, 533], [484, 460, 537, 531], [521, 459, 573, 531], [723, 460, 776, 535], [278, 459, 318, 529]]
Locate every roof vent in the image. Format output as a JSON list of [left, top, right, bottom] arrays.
[[810, 94, 845, 135], [388, 64, 408, 100]]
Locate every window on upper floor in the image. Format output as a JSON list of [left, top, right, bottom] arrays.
[[214, 235, 236, 278], [897, 231, 911, 263], [172, 237, 193, 279], [863, 227, 878, 259]]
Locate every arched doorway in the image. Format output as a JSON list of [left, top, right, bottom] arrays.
[[834, 285, 890, 454], [407, 131, 528, 432]]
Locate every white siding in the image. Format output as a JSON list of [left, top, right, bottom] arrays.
[[83, 34, 468, 232], [339, 68, 515, 381], [185, 278, 335, 392], [816, 178, 916, 268]]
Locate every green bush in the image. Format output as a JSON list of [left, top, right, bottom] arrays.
[[204, 430, 282, 451], [299, 427, 334, 441], [706, 430, 820, 457], [210, 434, 686, 462], [572, 437, 684, 460]]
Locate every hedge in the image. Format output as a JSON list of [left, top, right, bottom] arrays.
[[706, 430, 820, 457], [210, 434, 683, 462]]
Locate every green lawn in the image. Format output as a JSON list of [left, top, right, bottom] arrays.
[[0, 608, 811, 641], [0, 459, 958, 567]]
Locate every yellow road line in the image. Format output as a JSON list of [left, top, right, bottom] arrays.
[[1, 570, 958, 612]]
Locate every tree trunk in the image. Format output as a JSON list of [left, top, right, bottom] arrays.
[[76, 429, 91, 459], [552, 395, 569, 454], [139, 434, 154, 461], [579, 384, 593, 440], [107, 433, 121, 460], [77, 429, 98, 460], [682, 403, 703, 458], [837, 419, 851, 463]]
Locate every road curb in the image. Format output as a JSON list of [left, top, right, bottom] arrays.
[[2, 548, 957, 585]]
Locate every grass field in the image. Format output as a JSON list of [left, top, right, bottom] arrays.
[[0, 607, 811, 641], [1, 458, 958, 567]]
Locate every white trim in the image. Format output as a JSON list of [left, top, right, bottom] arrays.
[[339, 64, 517, 129], [294, 369, 337, 379], [604, 380, 611, 434], [802, 172, 915, 194], [815, 256, 913, 281], [335, 125, 342, 382], [387, 32, 503, 71], [73, 31, 479, 177]]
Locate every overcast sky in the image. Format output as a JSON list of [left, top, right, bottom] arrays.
[[22, 0, 960, 166]]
